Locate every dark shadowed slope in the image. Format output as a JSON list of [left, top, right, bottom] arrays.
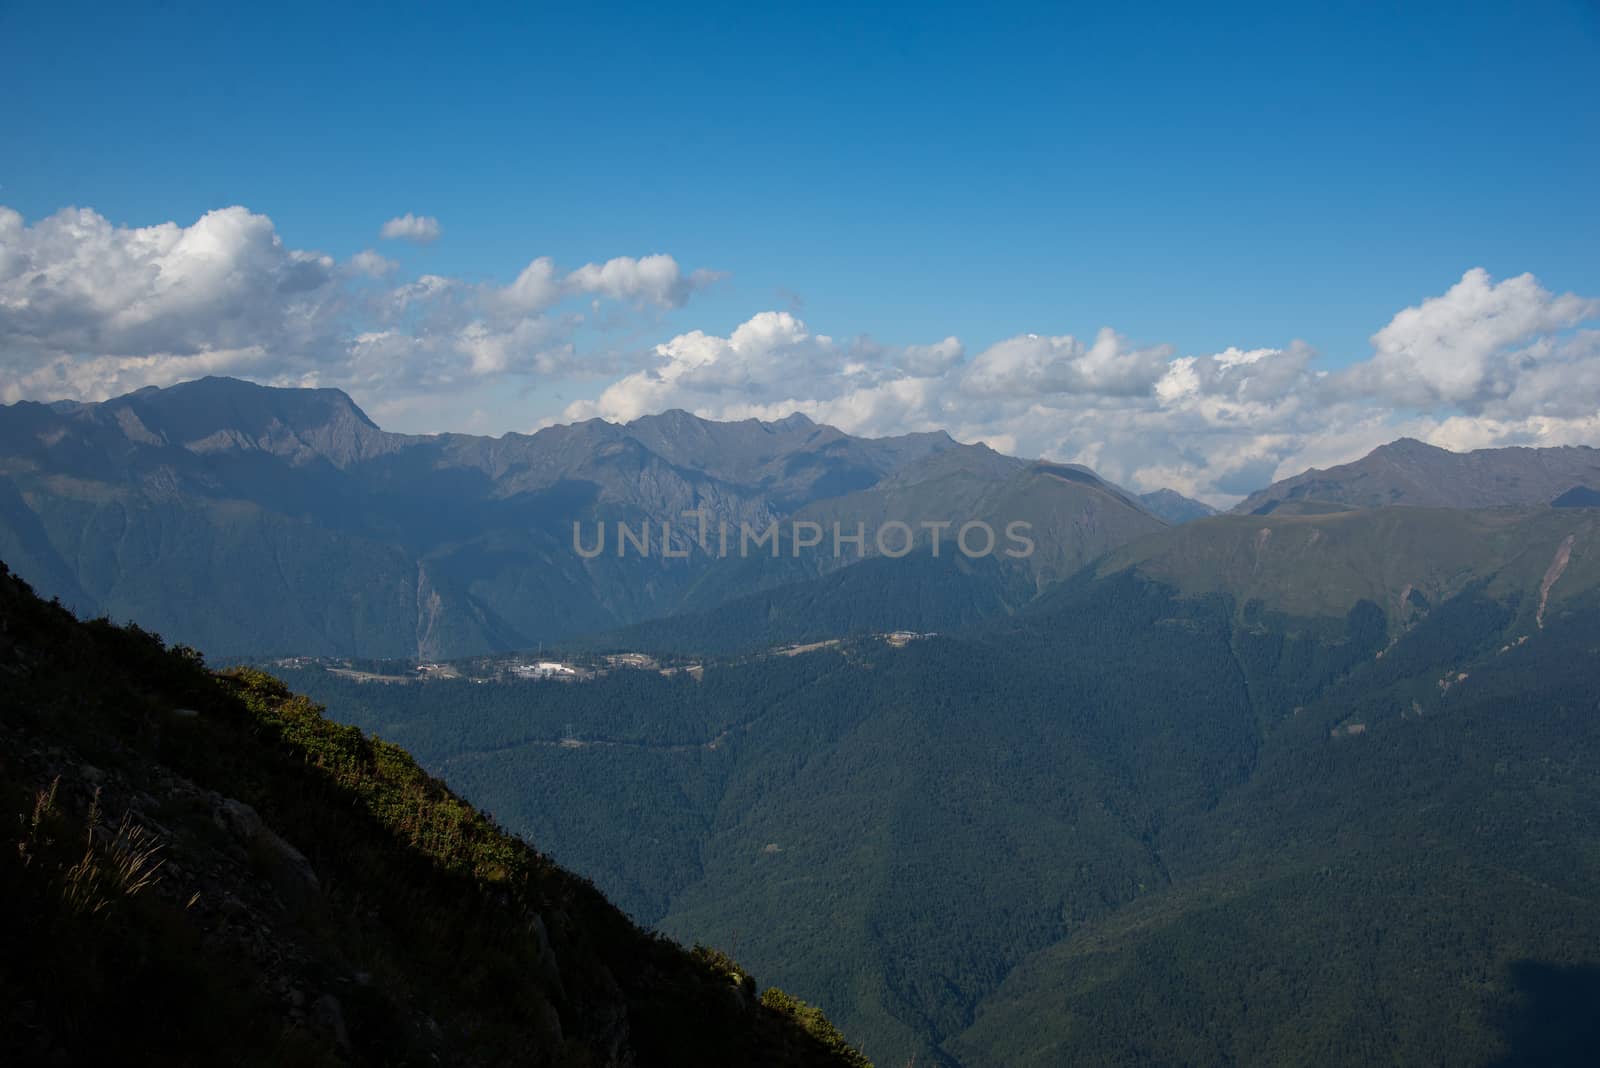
[[0, 557, 870, 1067]]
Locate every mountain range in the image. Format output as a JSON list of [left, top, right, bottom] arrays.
[[1235, 436, 1600, 515], [5, 376, 1600, 1065], [11, 379, 1597, 666], [0, 378, 1182, 659]]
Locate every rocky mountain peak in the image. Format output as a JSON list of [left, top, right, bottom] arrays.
[[97, 377, 394, 466]]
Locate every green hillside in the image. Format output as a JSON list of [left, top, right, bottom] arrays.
[[951, 581, 1600, 1066], [1095, 506, 1600, 631], [586, 549, 1035, 655], [274, 508, 1600, 1066]]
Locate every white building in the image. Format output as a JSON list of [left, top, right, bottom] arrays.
[[513, 660, 577, 679]]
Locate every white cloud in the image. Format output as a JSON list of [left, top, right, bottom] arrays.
[[503, 258, 564, 314], [963, 328, 1172, 397], [378, 213, 442, 244], [1338, 268, 1600, 409], [0, 205, 337, 359], [563, 269, 1600, 507], [0, 205, 342, 401], [0, 203, 720, 408], [349, 249, 398, 278], [565, 254, 724, 308], [565, 310, 944, 426], [480, 254, 722, 319], [5, 205, 1597, 507]]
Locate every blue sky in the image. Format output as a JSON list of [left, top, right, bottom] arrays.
[[3, 1, 1599, 500]]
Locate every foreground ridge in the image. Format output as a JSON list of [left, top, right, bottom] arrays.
[[0, 558, 870, 1067]]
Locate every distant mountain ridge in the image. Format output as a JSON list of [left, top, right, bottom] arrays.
[[12, 378, 1593, 663], [1235, 438, 1600, 515], [0, 378, 1166, 659], [1137, 487, 1217, 524]]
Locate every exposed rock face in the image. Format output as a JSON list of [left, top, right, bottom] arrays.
[[529, 912, 564, 994], [213, 796, 264, 842], [310, 993, 350, 1052], [213, 795, 320, 905]]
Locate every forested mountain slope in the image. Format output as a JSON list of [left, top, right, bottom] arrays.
[[588, 549, 1035, 655], [596, 458, 1165, 653], [1096, 505, 1599, 630], [277, 504, 1600, 1066], [951, 571, 1600, 1066]]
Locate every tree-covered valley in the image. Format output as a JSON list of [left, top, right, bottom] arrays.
[[273, 506, 1600, 1066]]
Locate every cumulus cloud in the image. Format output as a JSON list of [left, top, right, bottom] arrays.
[[1337, 268, 1600, 410], [486, 254, 723, 318], [0, 203, 720, 407], [564, 311, 963, 427], [0, 205, 341, 401], [5, 203, 1597, 506], [378, 213, 442, 244], [564, 269, 1600, 506], [964, 329, 1173, 397], [349, 249, 398, 278], [566, 255, 725, 308]]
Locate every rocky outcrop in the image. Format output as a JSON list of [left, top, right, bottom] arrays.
[[212, 795, 321, 907]]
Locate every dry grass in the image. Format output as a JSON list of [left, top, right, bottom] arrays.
[[16, 779, 165, 917]]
